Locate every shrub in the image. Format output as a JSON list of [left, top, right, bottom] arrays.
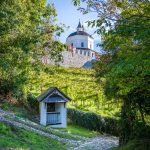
[[67, 108, 119, 136], [27, 93, 39, 112]]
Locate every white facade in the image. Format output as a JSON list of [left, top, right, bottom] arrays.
[[39, 102, 67, 128], [66, 35, 94, 50], [65, 21, 96, 62], [38, 87, 71, 128]]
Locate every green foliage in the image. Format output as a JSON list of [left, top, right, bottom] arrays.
[[112, 140, 150, 150], [75, 0, 150, 145], [0, 0, 65, 99], [27, 93, 38, 112], [0, 122, 66, 150], [27, 65, 121, 117], [67, 108, 119, 136], [72, 0, 80, 6]]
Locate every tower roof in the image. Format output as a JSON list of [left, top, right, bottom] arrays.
[[68, 21, 93, 39], [77, 20, 82, 28], [68, 31, 93, 39]]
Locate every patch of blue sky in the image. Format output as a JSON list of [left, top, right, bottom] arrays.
[[47, 0, 102, 52]]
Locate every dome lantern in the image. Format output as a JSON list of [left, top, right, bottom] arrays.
[[77, 20, 84, 31]]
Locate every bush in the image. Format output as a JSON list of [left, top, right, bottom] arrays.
[[133, 122, 150, 139], [27, 93, 39, 112], [116, 139, 150, 150], [67, 108, 119, 136]]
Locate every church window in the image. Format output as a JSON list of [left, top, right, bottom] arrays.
[[92, 53, 94, 57], [81, 42, 84, 47], [90, 44, 92, 49], [84, 51, 86, 56]]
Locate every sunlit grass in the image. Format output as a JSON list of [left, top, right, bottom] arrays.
[[0, 123, 66, 150], [57, 123, 100, 138]]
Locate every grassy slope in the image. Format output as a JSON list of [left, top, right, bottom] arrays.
[[28, 65, 121, 118], [0, 122, 66, 150], [57, 124, 100, 138]]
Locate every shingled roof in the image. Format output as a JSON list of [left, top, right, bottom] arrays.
[[37, 87, 71, 102]]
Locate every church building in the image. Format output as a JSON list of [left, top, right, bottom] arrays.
[[43, 21, 98, 68], [66, 21, 96, 60]]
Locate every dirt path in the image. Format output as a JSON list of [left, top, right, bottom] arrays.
[[0, 108, 119, 150]]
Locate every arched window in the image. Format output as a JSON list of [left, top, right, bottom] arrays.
[[81, 42, 84, 47]]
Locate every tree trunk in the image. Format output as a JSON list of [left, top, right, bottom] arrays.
[[119, 97, 136, 146], [138, 103, 146, 125]]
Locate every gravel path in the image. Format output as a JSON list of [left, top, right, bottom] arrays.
[[0, 109, 79, 146], [0, 108, 119, 150], [73, 136, 118, 150]]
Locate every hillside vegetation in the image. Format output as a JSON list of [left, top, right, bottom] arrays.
[[0, 123, 66, 150], [27, 65, 121, 118]]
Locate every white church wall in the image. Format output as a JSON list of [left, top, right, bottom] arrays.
[[66, 35, 89, 48], [67, 35, 94, 50], [88, 37, 94, 50]]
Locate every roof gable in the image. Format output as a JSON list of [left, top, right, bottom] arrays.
[[37, 87, 71, 102], [43, 95, 67, 103]]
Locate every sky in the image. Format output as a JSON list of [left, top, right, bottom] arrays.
[[47, 0, 101, 52]]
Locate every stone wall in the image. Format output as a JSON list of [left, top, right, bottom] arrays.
[[45, 48, 95, 68]]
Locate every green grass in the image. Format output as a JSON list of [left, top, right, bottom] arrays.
[[2, 112, 81, 141], [57, 124, 100, 138], [0, 123, 66, 150], [0, 101, 99, 140]]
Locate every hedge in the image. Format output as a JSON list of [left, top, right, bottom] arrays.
[[67, 108, 119, 136]]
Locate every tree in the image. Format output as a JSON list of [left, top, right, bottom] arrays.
[[73, 0, 150, 145], [0, 0, 65, 99]]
